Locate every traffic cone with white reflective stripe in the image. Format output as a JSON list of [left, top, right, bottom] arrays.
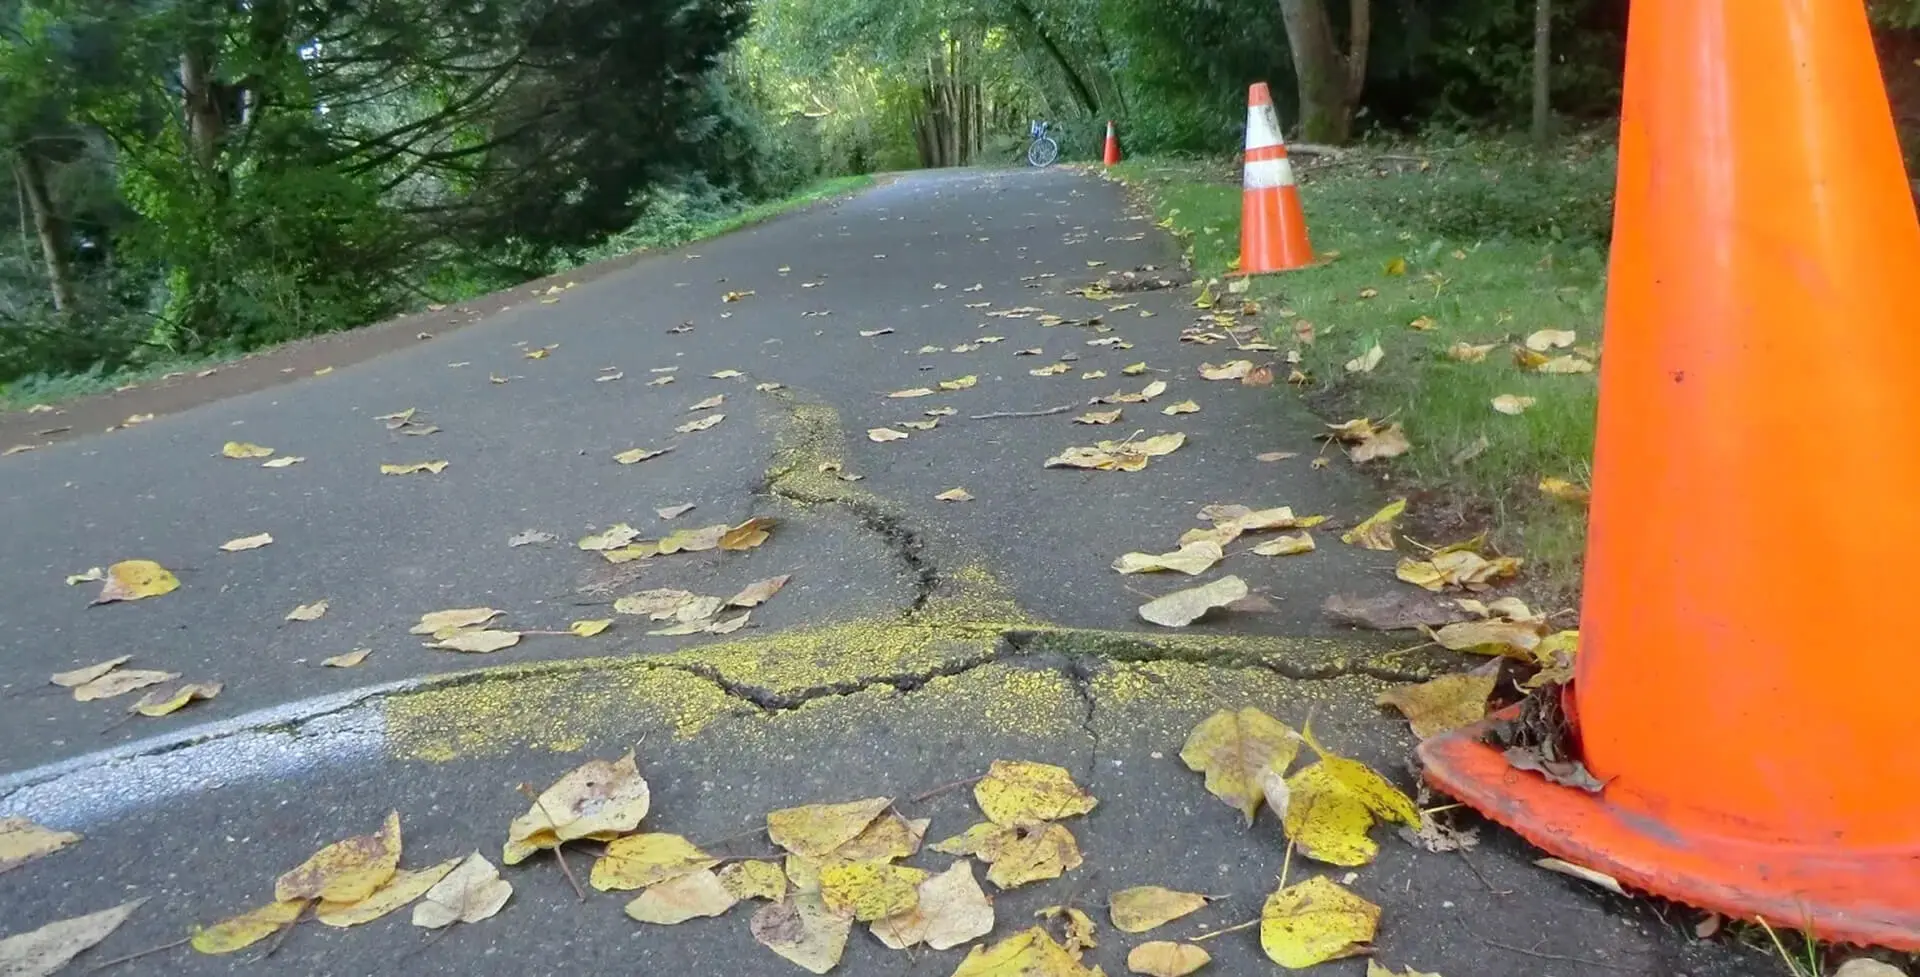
[[1235, 82, 1313, 275], [1103, 121, 1123, 166]]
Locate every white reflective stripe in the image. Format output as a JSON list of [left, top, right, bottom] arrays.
[[1243, 157, 1297, 189], [1245, 102, 1285, 151]]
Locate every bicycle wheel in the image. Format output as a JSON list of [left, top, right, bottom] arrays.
[[1027, 137, 1059, 168]]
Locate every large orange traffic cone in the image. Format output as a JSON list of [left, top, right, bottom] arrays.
[[1419, 0, 1920, 949], [1235, 83, 1313, 274], [1103, 120, 1122, 166]]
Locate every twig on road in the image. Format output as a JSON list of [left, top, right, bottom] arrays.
[[969, 404, 1075, 420], [85, 937, 189, 973], [1463, 923, 1632, 970], [907, 774, 987, 805], [518, 783, 586, 902]]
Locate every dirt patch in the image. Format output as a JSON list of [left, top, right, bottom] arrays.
[[0, 251, 647, 454]]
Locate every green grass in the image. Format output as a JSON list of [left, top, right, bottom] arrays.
[[691, 174, 876, 240], [1112, 147, 1611, 596], [0, 352, 232, 413]]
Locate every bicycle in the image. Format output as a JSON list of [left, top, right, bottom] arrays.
[[1026, 121, 1060, 168]]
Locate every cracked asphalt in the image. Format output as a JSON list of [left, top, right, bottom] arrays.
[[0, 168, 1768, 975]]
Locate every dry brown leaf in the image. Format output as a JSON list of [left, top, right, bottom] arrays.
[[1490, 394, 1536, 416], [720, 517, 776, 551], [425, 630, 521, 653], [322, 649, 372, 668], [1075, 410, 1122, 425], [660, 524, 727, 554], [379, 461, 448, 475], [1199, 360, 1253, 381], [1396, 549, 1523, 593], [613, 589, 698, 618], [1046, 432, 1186, 472], [615, 447, 671, 465], [72, 669, 178, 702], [50, 657, 128, 688], [869, 427, 909, 442], [1110, 886, 1210, 933], [1447, 341, 1496, 362], [656, 503, 697, 520], [129, 680, 222, 717], [0, 818, 80, 875], [410, 607, 501, 633], [624, 870, 739, 925], [219, 532, 274, 552], [1341, 499, 1406, 550], [1181, 708, 1302, 822], [1139, 576, 1247, 627], [1344, 344, 1384, 374], [1128, 942, 1212, 976], [1252, 533, 1315, 556], [1161, 400, 1199, 415], [1030, 363, 1071, 376], [285, 600, 329, 622], [676, 414, 725, 433], [1377, 661, 1500, 738], [899, 419, 940, 431], [411, 852, 511, 928], [1347, 424, 1411, 463], [221, 441, 274, 459], [936, 487, 974, 502], [0, 898, 144, 973], [1534, 857, 1624, 894], [1112, 540, 1223, 576], [1524, 329, 1576, 351], [726, 575, 790, 608]]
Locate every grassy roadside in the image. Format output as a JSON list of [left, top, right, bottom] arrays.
[[1109, 145, 1611, 598], [0, 174, 876, 414]]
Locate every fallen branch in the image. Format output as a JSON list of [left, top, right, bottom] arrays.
[[969, 404, 1075, 420]]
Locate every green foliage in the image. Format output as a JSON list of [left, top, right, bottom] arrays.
[[1370, 134, 1618, 248]]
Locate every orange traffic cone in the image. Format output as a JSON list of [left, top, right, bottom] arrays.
[[1103, 120, 1122, 166], [1419, 0, 1920, 949], [1234, 83, 1313, 274]]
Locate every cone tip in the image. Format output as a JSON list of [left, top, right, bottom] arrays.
[[1248, 82, 1273, 106]]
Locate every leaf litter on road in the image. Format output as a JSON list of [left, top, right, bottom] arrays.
[[1128, 941, 1211, 976], [1139, 576, 1247, 627], [0, 898, 145, 977], [91, 560, 179, 604], [412, 852, 512, 928], [1341, 499, 1406, 550], [1260, 875, 1379, 968], [379, 461, 448, 475], [72, 668, 179, 702], [49, 656, 128, 688], [322, 649, 372, 668], [1180, 707, 1302, 823], [677, 414, 725, 433], [220, 532, 274, 551], [1112, 540, 1223, 576], [129, 680, 223, 717], [1109, 887, 1211, 933], [615, 447, 672, 465], [285, 600, 329, 622], [0, 818, 80, 875], [221, 441, 274, 459], [1046, 432, 1185, 472], [1282, 727, 1421, 867]]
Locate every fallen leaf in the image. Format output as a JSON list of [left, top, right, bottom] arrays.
[[832, 811, 930, 862], [596, 371, 624, 382], [1534, 857, 1624, 895], [1110, 887, 1210, 933], [1535, 354, 1593, 374], [1243, 365, 1275, 386], [1030, 363, 1071, 376], [1081, 370, 1109, 380], [1037, 904, 1098, 957], [869, 427, 909, 442], [1341, 499, 1406, 550], [872, 859, 995, 951], [1075, 410, 1122, 425], [524, 348, 550, 359], [589, 833, 716, 890], [286, 600, 329, 622], [1347, 424, 1411, 463], [1430, 619, 1545, 659], [0, 819, 80, 875], [323, 649, 372, 668], [1378, 662, 1500, 738], [625, 869, 739, 924], [976, 760, 1097, 826], [566, 619, 613, 638], [722, 290, 755, 302], [0, 898, 144, 974], [1046, 432, 1186, 472], [221, 441, 274, 459], [1447, 342, 1496, 363], [889, 387, 935, 399], [1538, 478, 1590, 503], [1113, 540, 1224, 576], [72, 669, 179, 702], [1396, 550, 1522, 593], [649, 376, 676, 386], [657, 503, 697, 520], [1161, 400, 1199, 416], [379, 461, 448, 475], [751, 892, 852, 975], [718, 861, 789, 903], [756, 382, 785, 392], [1128, 941, 1212, 976], [509, 530, 555, 547], [859, 328, 894, 337], [940, 375, 979, 391], [952, 926, 1098, 977], [1283, 730, 1421, 866], [1252, 533, 1316, 556], [615, 447, 671, 465], [218, 531, 275, 553], [767, 798, 891, 858], [276, 812, 402, 905], [720, 517, 776, 551], [426, 630, 521, 653], [1199, 360, 1253, 381], [722, 574, 790, 609], [1367, 961, 1444, 977], [191, 898, 307, 955], [411, 607, 502, 634], [1833, 961, 1908, 977], [315, 858, 460, 928], [676, 414, 725, 433], [821, 860, 930, 921], [936, 487, 974, 502], [1491, 394, 1536, 416], [411, 852, 512, 928], [1260, 876, 1379, 968], [1344, 344, 1385, 374], [123, 413, 153, 425], [1525, 329, 1576, 352], [1255, 452, 1299, 464], [49, 657, 128, 688], [1180, 708, 1302, 822], [1139, 576, 1248, 627], [129, 680, 222, 717], [900, 419, 940, 431], [986, 823, 1083, 889], [64, 567, 105, 587]]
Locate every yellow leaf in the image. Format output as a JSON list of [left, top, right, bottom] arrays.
[[1122, 362, 1148, 375], [718, 860, 789, 902], [191, 898, 306, 954], [286, 600, 329, 622], [411, 852, 511, 928], [1344, 343, 1384, 374], [1252, 533, 1315, 556], [1538, 477, 1590, 503], [49, 657, 128, 688], [1377, 664, 1500, 739], [1490, 394, 1535, 415], [221, 441, 274, 459], [1112, 540, 1224, 576], [676, 414, 725, 433], [1525, 629, 1579, 688], [1180, 708, 1302, 822], [379, 461, 448, 475], [1074, 410, 1122, 425], [1537, 355, 1593, 374], [900, 419, 940, 431], [751, 891, 852, 975], [1128, 941, 1212, 976], [1431, 619, 1546, 660], [1036, 904, 1098, 956], [940, 375, 978, 391], [624, 869, 739, 924], [504, 750, 650, 863], [689, 394, 725, 411], [1161, 400, 1199, 415], [659, 524, 727, 554], [589, 833, 715, 890], [72, 669, 179, 702], [869, 427, 909, 442], [720, 516, 776, 551], [1524, 329, 1576, 351], [1081, 370, 1109, 380], [1198, 360, 1253, 381], [315, 858, 460, 928], [821, 860, 929, 921], [976, 760, 1097, 825], [275, 812, 402, 904], [1046, 432, 1187, 473], [872, 859, 995, 951], [985, 823, 1082, 889], [0, 817, 80, 874], [426, 629, 520, 653], [524, 348, 550, 359], [410, 607, 501, 633], [1030, 363, 1072, 376], [889, 388, 935, 399], [1259, 876, 1379, 968], [1384, 257, 1407, 276], [727, 575, 790, 608], [129, 680, 222, 717], [613, 589, 698, 618], [722, 290, 755, 302], [1341, 499, 1406, 550], [569, 619, 613, 637], [322, 649, 372, 668], [1408, 316, 1436, 331], [951, 926, 1099, 977], [930, 821, 1015, 859], [1447, 342, 1496, 362], [615, 447, 671, 465], [1283, 736, 1420, 866], [1367, 961, 1445, 977], [1139, 575, 1248, 628], [1109, 886, 1210, 933], [767, 798, 892, 858]]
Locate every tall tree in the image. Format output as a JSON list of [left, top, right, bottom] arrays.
[[1531, 0, 1552, 146], [1276, 0, 1370, 144]]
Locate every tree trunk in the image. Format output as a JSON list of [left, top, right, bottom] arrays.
[[1531, 0, 1553, 146], [13, 149, 78, 315], [1007, 0, 1101, 115], [1276, 0, 1371, 145], [180, 44, 223, 171]]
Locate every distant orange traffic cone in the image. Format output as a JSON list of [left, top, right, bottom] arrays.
[[1233, 83, 1313, 275], [1103, 120, 1122, 166], [1419, 0, 1920, 950]]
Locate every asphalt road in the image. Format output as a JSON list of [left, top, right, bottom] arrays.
[[0, 168, 1769, 976]]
